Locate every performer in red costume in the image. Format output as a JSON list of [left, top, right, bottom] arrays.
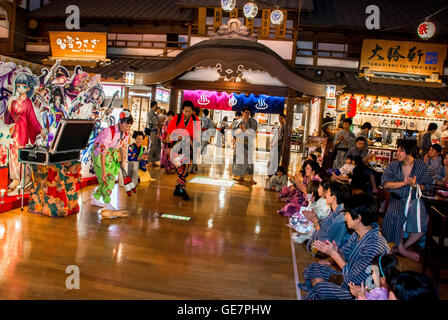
[[166, 100, 200, 201]]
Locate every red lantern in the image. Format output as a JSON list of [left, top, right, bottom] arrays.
[[347, 97, 357, 117]]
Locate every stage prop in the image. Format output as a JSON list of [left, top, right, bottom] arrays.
[[19, 119, 95, 216]]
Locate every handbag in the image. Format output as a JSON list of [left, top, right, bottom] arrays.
[[403, 185, 427, 233]]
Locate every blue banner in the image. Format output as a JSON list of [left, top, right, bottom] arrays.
[[231, 94, 285, 114]]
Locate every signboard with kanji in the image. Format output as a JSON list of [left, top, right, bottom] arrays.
[[49, 31, 107, 60], [360, 39, 447, 76]]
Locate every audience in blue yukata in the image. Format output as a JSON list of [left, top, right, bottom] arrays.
[[306, 181, 350, 256], [424, 143, 444, 182], [300, 194, 389, 300], [381, 140, 432, 261]]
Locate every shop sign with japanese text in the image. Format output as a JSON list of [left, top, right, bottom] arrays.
[[49, 31, 107, 60], [360, 39, 447, 76]]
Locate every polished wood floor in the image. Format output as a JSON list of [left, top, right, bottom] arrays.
[[0, 147, 446, 299]]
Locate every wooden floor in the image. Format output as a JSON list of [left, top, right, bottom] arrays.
[[0, 147, 446, 299]]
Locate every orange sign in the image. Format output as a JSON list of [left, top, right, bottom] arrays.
[[49, 31, 107, 60], [360, 39, 447, 76]]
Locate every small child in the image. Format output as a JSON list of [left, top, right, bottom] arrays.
[[127, 131, 152, 186], [290, 180, 331, 243], [349, 254, 399, 300], [327, 155, 355, 178], [265, 166, 288, 192]]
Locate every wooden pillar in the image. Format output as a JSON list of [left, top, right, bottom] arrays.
[[198, 7, 207, 35], [302, 100, 312, 156], [275, 10, 287, 39], [230, 8, 238, 19], [169, 87, 178, 113], [123, 86, 129, 109], [151, 85, 157, 102], [317, 98, 325, 136], [281, 92, 295, 171], [213, 7, 222, 32]]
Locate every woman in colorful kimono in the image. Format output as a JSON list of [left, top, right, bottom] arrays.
[[300, 194, 390, 300], [381, 140, 432, 261], [42, 87, 68, 146], [4, 72, 46, 195], [160, 111, 175, 173], [90, 109, 133, 210]]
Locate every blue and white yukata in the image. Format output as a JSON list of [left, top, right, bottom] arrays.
[[381, 159, 432, 246], [303, 223, 389, 300], [306, 204, 350, 254]]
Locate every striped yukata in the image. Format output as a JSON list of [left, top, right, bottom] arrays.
[[306, 204, 350, 253], [303, 223, 389, 300], [380, 159, 432, 246]]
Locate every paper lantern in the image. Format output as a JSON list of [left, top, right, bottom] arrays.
[[347, 98, 357, 118], [243, 2, 258, 19], [221, 0, 236, 12], [417, 21, 436, 40], [270, 10, 284, 25]]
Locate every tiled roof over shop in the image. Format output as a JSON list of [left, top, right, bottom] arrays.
[[342, 72, 448, 101], [301, 0, 448, 34], [87, 57, 171, 79], [294, 67, 448, 100], [28, 0, 194, 21]]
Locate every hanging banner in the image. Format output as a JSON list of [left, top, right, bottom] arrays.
[[183, 90, 232, 110], [49, 31, 107, 60], [231, 93, 285, 114], [360, 39, 447, 76]]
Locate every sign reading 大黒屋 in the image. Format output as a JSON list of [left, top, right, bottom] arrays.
[[49, 31, 107, 60], [360, 39, 447, 76]]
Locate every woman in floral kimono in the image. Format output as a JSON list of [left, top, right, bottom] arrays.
[[4, 72, 46, 194], [90, 109, 133, 210]]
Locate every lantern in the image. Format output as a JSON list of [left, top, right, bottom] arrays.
[[221, 0, 236, 12], [347, 97, 357, 118], [417, 21, 436, 40], [243, 2, 258, 19], [270, 9, 284, 25]]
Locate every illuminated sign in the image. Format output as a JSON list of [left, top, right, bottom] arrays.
[[49, 31, 107, 60]]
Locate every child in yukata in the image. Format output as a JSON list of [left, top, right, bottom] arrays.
[[290, 180, 331, 244], [127, 131, 153, 187], [265, 166, 288, 192], [349, 254, 399, 300], [90, 109, 133, 210], [329, 155, 355, 183]]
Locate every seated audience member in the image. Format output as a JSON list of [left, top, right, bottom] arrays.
[[290, 180, 331, 244], [305, 181, 350, 255], [350, 156, 378, 194], [300, 194, 390, 300], [293, 160, 322, 194], [435, 152, 448, 187], [424, 143, 444, 182], [349, 254, 399, 300], [265, 166, 288, 192], [329, 155, 355, 182], [389, 271, 439, 300], [279, 159, 321, 202], [346, 136, 373, 163]]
